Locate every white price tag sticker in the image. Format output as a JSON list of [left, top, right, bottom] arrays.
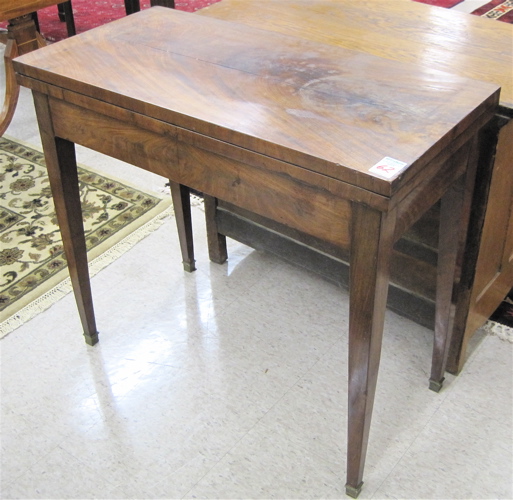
[[369, 157, 408, 179]]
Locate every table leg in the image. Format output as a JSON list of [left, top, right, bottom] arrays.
[[430, 137, 480, 391], [204, 195, 227, 264], [32, 91, 99, 346], [346, 203, 396, 498], [169, 181, 196, 272]]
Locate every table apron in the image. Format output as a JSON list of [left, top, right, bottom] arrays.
[[39, 89, 487, 252], [48, 94, 354, 249]]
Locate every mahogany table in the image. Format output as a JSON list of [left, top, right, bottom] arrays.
[[13, 7, 499, 497]]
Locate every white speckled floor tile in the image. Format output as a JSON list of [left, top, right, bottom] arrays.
[[183, 420, 343, 499], [1, 445, 119, 499], [441, 334, 513, 422], [372, 386, 513, 500], [1, 403, 63, 484]]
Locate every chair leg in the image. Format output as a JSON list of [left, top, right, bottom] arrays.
[[58, 3, 65, 21], [31, 12, 40, 32], [61, 1, 76, 37], [125, 0, 141, 15]]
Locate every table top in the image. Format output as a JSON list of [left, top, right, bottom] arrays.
[[13, 7, 499, 197], [0, 0, 63, 21], [202, 0, 513, 110]]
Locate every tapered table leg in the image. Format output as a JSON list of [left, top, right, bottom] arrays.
[[32, 91, 99, 345], [346, 203, 396, 498], [169, 181, 196, 272], [204, 195, 227, 264], [430, 137, 480, 391]]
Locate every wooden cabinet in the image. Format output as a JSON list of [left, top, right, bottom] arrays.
[[450, 112, 513, 371]]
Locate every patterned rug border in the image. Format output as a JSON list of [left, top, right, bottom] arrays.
[[482, 320, 513, 343], [472, 0, 513, 21], [0, 137, 174, 339]]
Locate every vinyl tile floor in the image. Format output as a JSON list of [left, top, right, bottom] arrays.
[[1, 8, 513, 500]]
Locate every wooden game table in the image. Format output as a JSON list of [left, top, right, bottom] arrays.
[[13, 7, 499, 497]]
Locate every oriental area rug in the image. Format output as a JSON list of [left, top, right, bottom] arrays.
[[0, 137, 173, 338]]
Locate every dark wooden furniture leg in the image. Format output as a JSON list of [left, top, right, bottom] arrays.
[[31, 12, 41, 32], [151, 0, 175, 8], [32, 91, 99, 346], [346, 203, 396, 498], [169, 181, 196, 272], [57, 3, 65, 20], [61, 1, 76, 36], [125, 0, 140, 15], [429, 137, 480, 391], [126, 0, 176, 14], [204, 195, 227, 264]]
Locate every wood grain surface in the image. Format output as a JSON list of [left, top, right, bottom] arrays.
[[202, 0, 513, 109], [13, 7, 499, 198]]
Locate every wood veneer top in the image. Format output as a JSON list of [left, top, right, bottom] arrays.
[[202, 0, 513, 109], [13, 7, 499, 196], [0, 0, 62, 21]]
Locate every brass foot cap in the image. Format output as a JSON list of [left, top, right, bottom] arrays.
[[84, 331, 99, 346], [429, 377, 444, 393], [345, 482, 363, 498], [183, 261, 196, 273]]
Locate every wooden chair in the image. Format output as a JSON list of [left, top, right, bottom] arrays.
[[0, 0, 175, 135], [0, 0, 59, 136]]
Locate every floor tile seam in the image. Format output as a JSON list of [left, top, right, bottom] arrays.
[[368, 393, 455, 499], [441, 334, 508, 402], [1, 400, 101, 458], [439, 395, 513, 438], [0, 439, 66, 492], [189, 262, 267, 316], [178, 340, 342, 499]]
